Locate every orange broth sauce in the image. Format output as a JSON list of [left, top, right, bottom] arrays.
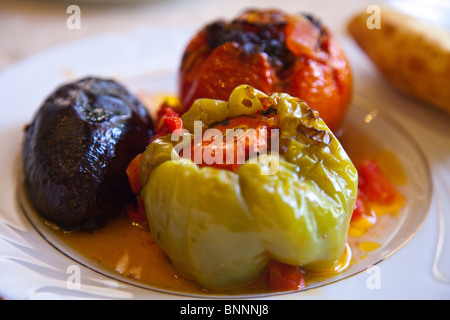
[[52, 120, 406, 296], [54, 215, 212, 294], [55, 216, 353, 295]]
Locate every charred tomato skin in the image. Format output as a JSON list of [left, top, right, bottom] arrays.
[[22, 77, 154, 231], [179, 9, 352, 131]]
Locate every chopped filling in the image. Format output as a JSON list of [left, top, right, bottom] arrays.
[[182, 112, 279, 172]]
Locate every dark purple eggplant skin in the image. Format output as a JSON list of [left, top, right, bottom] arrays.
[[22, 77, 154, 231]]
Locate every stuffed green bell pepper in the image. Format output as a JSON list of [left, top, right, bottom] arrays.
[[139, 84, 358, 291]]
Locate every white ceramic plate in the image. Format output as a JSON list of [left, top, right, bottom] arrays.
[[0, 27, 449, 300]]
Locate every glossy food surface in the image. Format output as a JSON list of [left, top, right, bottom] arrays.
[[22, 77, 154, 231], [139, 85, 358, 290]]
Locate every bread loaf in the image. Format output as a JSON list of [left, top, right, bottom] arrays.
[[348, 6, 450, 114]]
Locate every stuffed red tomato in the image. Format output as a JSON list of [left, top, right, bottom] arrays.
[[179, 9, 352, 131]]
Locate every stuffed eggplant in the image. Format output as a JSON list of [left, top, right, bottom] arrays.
[[179, 9, 352, 131], [138, 85, 357, 290], [22, 77, 154, 231]]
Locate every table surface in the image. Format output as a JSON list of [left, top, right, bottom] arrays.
[[2, 0, 448, 71]]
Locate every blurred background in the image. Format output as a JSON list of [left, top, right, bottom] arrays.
[[1, 0, 448, 71]]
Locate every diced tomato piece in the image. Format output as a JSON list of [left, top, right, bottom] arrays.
[[126, 153, 143, 195], [164, 116, 183, 133], [268, 260, 305, 292], [155, 106, 184, 135], [179, 30, 211, 104], [178, 10, 353, 132], [352, 189, 376, 225], [357, 159, 399, 205]]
